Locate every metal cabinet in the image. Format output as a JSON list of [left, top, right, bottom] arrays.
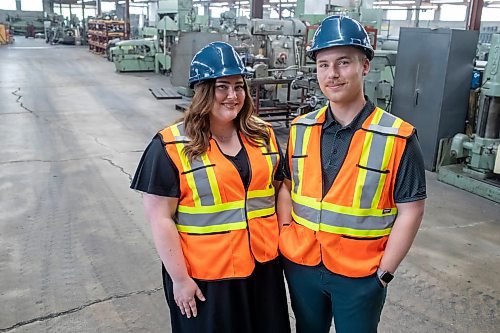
[[391, 28, 478, 171]]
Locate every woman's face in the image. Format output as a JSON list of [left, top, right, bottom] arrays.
[[210, 75, 246, 125]]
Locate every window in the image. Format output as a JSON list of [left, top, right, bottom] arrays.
[[21, 0, 43, 11], [194, 4, 205, 16], [411, 9, 436, 20], [0, 0, 16, 10], [386, 7, 409, 20], [482, 7, 500, 21], [102, 2, 115, 12], [439, 4, 467, 21]]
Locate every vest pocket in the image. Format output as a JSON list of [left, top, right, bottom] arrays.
[[355, 164, 390, 209], [181, 164, 216, 201], [248, 215, 279, 263], [319, 233, 388, 277], [179, 230, 254, 280], [356, 164, 389, 174], [279, 221, 321, 266]]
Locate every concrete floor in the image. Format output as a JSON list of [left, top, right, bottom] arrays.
[[0, 38, 499, 333]]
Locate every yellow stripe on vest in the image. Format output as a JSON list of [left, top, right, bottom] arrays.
[[247, 188, 275, 198], [172, 124, 202, 207], [353, 131, 373, 208], [176, 221, 247, 233], [319, 224, 392, 237], [353, 109, 384, 208], [248, 207, 275, 219]]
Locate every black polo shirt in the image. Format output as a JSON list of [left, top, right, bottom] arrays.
[[284, 100, 427, 202]]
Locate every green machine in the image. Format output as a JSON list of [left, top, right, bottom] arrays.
[[155, 15, 176, 74], [438, 33, 500, 203], [110, 39, 157, 72], [155, 0, 195, 74]]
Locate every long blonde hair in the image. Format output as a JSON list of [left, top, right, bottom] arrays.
[[182, 78, 270, 161]]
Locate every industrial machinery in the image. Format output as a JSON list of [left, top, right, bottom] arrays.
[[218, 16, 309, 122], [110, 39, 157, 72], [154, 15, 176, 74], [364, 49, 396, 111], [290, 68, 325, 114], [438, 33, 500, 203], [154, 0, 196, 74], [230, 16, 306, 78], [6, 14, 44, 35]]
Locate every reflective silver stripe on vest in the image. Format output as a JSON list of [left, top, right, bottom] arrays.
[[367, 124, 398, 135], [292, 201, 396, 231], [176, 124, 217, 207], [292, 201, 321, 224], [269, 153, 278, 172], [291, 111, 320, 194], [247, 195, 275, 214], [367, 112, 398, 134], [378, 111, 397, 128], [359, 132, 387, 208], [177, 207, 246, 227], [295, 117, 319, 126], [186, 157, 216, 206], [174, 135, 191, 142], [359, 111, 398, 208]]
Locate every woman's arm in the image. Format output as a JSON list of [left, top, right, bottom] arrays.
[[143, 193, 205, 318], [277, 179, 293, 230]]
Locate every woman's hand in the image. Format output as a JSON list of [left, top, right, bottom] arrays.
[[173, 277, 206, 318], [143, 194, 206, 318]]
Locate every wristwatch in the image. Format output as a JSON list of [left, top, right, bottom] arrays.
[[377, 268, 394, 284]]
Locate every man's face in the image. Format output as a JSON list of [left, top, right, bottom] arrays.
[[316, 46, 370, 106]]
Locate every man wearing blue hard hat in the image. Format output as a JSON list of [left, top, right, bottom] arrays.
[[277, 15, 427, 332]]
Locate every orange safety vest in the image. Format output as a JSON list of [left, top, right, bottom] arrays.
[[279, 105, 414, 277], [159, 122, 281, 280]]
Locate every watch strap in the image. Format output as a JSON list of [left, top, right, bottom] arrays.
[[377, 267, 394, 284]]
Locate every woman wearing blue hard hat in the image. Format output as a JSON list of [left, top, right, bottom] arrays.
[[131, 41, 290, 332], [278, 15, 426, 333]]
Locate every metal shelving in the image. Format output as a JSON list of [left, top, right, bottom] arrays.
[[87, 19, 127, 55]]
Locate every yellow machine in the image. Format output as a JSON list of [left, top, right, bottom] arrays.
[[0, 24, 8, 45], [0, 24, 14, 45]]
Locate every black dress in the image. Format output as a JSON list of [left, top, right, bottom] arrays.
[[131, 135, 290, 333]]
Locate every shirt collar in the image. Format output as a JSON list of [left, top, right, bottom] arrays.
[[324, 97, 375, 130]]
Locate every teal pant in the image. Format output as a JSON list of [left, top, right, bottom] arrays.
[[283, 258, 387, 333]]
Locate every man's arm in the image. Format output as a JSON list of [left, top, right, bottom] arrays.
[[378, 199, 425, 277], [143, 193, 205, 318]]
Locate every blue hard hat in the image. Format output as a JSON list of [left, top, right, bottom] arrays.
[[307, 15, 374, 61], [189, 41, 247, 88]]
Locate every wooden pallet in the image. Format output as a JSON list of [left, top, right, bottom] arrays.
[[175, 103, 191, 112], [149, 87, 182, 100]]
